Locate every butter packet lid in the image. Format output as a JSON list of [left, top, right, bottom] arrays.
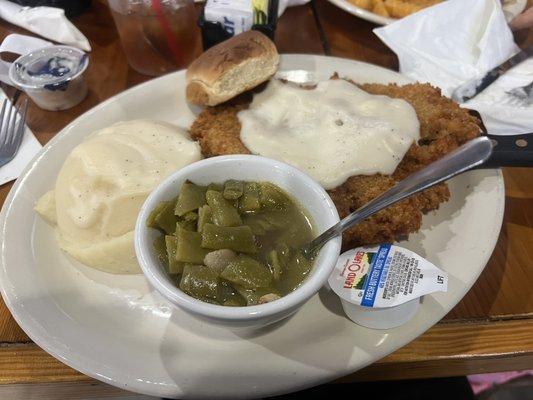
[[328, 244, 448, 308]]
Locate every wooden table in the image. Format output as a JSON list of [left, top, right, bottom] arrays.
[[0, 0, 532, 397]]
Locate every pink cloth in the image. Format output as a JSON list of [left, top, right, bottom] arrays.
[[468, 370, 533, 394]]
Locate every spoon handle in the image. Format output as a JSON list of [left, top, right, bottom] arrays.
[[303, 136, 493, 256]]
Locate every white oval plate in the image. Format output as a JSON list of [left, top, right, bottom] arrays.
[[327, 0, 527, 25], [0, 55, 504, 399]]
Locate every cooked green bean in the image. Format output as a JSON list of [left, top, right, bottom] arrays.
[[276, 243, 291, 264], [165, 235, 185, 274], [277, 252, 312, 294], [201, 223, 257, 253], [220, 255, 272, 289], [150, 179, 315, 306], [207, 182, 224, 192], [197, 205, 213, 232], [177, 219, 196, 231], [155, 200, 178, 234], [179, 264, 219, 300], [183, 211, 198, 221], [216, 280, 246, 306], [243, 214, 274, 234], [153, 235, 168, 265], [174, 181, 207, 216], [223, 180, 244, 200], [147, 202, 168, 229], [266, 250, 283, 282], [259, 182, 291, 210], [175, 227, 210, 264], [232, 285, 258, 306], [177, 211, 198, 231], [266, 211, 291, 228], [239, 182, 261, 213], [244, 219, 266, 235], [206, 190, 242, 227]]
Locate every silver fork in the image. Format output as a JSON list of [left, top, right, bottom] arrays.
[[0, 98, 28, 168], [507, 81, 533, 105]]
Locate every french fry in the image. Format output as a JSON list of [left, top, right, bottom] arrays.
[[347, 0, 373, 10], [346, 0, 444, 19], [384, 0, 419, 18], [372, 0, 390, 17]]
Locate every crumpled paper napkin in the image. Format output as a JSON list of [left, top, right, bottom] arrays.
[[374, 0, 532, 135], [0, 0, 90, 51]]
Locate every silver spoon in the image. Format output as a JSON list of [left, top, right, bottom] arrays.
[[301, 136, 493, 257]]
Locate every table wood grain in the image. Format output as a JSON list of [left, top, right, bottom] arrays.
[[0, 0, 532, 394]]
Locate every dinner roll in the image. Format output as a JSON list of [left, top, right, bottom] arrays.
[[186, 30, 279, 106]]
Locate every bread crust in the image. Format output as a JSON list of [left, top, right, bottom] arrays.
[[186, 31, 279, 106]]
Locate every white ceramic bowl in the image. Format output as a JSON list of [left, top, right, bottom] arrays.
[[135, 155, 342, 329]]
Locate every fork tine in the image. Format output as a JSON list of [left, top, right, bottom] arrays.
[[0, 99, 27, 164], [0, 99, 7, 145], [0, 99, 13, 148], [11, 99, 28, 150], [9, 120, 25, 158], [5, 101, 18, 148], [0, 99, 7, 127], [9, 101, 23, 147]]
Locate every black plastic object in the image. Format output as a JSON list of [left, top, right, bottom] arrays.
[[483, 133, 533, 168], [9, 0, 92, 17], [198, 0, 279, 50], [467, 109, 533, 168]]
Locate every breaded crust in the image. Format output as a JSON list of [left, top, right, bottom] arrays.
[[189, 82, 480, 249]]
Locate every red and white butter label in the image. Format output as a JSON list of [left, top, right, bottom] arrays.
[[328, 245, 448, 308]]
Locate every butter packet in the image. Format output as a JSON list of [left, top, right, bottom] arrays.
[[330, 244, 448, 307], [328, 245, 448, 329]]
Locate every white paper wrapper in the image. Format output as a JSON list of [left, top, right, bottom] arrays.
[[374, 0, 532, 135], [0, 0, 90, 51]]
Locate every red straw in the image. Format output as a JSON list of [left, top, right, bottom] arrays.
[[151, 0, 184, 67]]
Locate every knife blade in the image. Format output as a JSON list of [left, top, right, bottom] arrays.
[[451, 45, 533, 103]]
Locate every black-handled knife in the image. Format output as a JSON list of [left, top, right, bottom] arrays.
[[466, 110, 533, 168], [482, 133, 533, 168], [452, 45, 533, 103]]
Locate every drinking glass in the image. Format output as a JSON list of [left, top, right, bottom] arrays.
[[108, 0, 201, 76]]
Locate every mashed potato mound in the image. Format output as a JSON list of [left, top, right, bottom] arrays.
[[35, 120, 202, 274]]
